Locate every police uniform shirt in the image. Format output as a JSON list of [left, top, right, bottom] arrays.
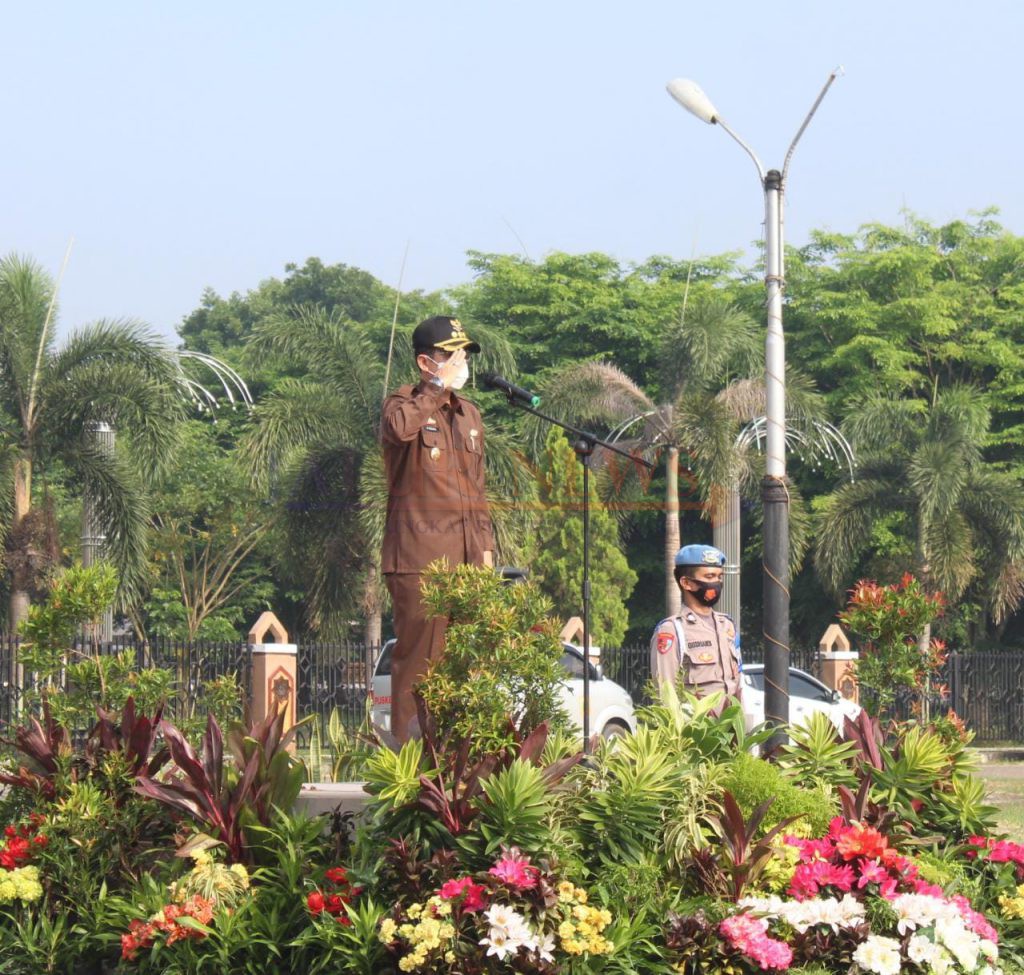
[[649, 608, 742, 700]]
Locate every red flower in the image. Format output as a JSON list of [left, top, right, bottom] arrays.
[[307, 891, 326, 915], [325, 866, 348, 885]]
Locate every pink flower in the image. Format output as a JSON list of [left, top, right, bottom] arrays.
[[912, 879, 945, 898], [488, 849, 540, 891], [857, 858, 888, 888], [720, 914, 792, 970], [951, 895, 999, 943], [786, 835, 834, 863]]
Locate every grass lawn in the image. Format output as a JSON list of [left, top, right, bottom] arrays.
[[976, 761, 1024, 836]]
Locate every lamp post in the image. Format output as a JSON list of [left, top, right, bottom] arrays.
[[666, 69, 841, 746]]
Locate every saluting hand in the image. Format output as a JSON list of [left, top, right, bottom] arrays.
[[434, 349, 467, 389]]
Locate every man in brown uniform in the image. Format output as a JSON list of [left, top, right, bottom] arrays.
[[650, 544, 742, 711], [381, 315, 494, 741]]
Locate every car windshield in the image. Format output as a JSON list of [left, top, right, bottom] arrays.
[[559, 648, 600, 682]]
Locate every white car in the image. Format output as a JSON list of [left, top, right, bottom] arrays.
[[741, 663, 861, 734], [370, 639, 637, 741]]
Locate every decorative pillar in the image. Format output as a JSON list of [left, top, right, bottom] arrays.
[[248, 612, 297, 739], [818, 623, 859, 704]]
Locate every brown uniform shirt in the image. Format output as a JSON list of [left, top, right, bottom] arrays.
[[380, 381, 494, 574], [650, 609, 742, 702]]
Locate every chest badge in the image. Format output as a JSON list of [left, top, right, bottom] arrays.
[[429, 447, 441, 460], [698, 652, 715, 663]]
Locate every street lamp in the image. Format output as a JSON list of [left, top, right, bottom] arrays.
[[666, 69, 841, 746]]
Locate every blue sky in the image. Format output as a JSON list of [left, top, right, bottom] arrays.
[[3, 1, 1023, 341]]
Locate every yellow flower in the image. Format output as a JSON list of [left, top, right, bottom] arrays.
[[574, 887, 588, 904], [407, 903, 422, 919], [557, 881, 576, 902], [444, 951, 456, 963], [379, 918, 398, 943], [398, 956, 418, 972]]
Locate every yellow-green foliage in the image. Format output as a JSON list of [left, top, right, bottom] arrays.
[[723, 751, 837, 838]]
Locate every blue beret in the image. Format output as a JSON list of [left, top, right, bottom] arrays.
[[675, 544, 726, 568]]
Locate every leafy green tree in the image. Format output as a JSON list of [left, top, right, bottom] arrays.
[[815, 386, 1024, 637], [454, 250, 741, 385], [785, 212, 1024, 472], [529, 429, 637, 646], [0, 254, 183, 629], [141, 420, 274, 640]]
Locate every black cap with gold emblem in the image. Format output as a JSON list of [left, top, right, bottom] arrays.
[[412, 316, 481, 354]]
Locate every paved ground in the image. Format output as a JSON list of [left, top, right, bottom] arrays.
[[978, 762, 1024, 781]]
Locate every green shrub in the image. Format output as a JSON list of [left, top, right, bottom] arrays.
[[723, 751, 837, 838], [418, 561, 569, 760]]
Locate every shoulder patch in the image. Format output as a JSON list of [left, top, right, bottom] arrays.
[[656, 631, 675, 655]]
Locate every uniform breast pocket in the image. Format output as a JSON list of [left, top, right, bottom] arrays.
[[420, 427, 444, 464], [682, 646, 720, 684]]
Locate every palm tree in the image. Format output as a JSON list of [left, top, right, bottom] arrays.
[[536, 296, 758, 616], [0, 254, 184, 631], [537, 294, 821, 618], [815, 386, 1024, 635], [243, 305, 535, 642]]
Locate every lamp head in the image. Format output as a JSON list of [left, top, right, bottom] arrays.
[[666, 78, 718, 124]]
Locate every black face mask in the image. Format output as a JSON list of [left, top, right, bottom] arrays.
[[687, 578, 723, 607]]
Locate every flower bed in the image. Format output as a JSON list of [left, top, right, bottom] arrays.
[[1, 567, 1022, 973]]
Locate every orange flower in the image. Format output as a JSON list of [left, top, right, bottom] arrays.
[[835, 822, 889, 862]]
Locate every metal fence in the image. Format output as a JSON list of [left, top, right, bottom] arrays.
[[0, 635, 252, 734], [2, 636, 1022, 744], [294, 640, 380, 747]]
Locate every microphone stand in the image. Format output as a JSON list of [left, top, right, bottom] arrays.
[[499, 396, 654, 753]]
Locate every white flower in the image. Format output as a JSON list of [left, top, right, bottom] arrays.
[[853, 934, 902, 975], [535, 931, 556, 963], [738, 895, 783, 918], [907, 934, 940, 966], [836, 894, 866, 928], [481, 928, 516, 961], [935, 918, 980, 972], [891, 892, 945, 935], [484, 904, 517, 931], [931, 950, 954, 975]]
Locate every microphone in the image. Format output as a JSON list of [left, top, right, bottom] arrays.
[[481, 373, 541, 407]]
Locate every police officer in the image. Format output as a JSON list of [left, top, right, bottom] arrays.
[[381, 315, 495, 742], [650, 544, 742, 709]]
